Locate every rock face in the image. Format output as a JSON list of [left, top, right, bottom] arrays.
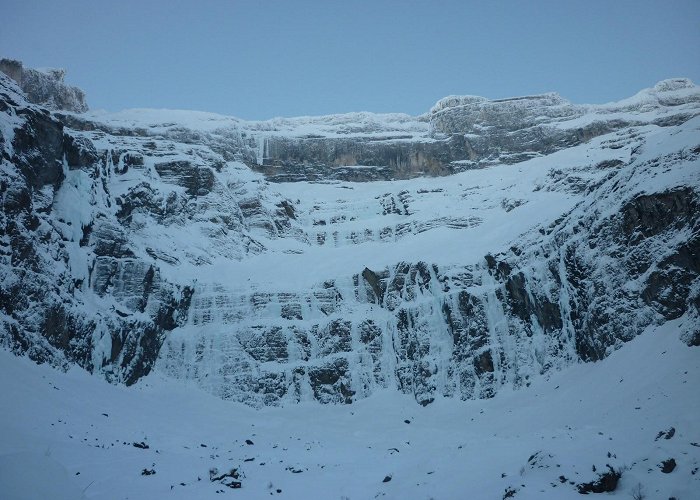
[[253, 132, 469, 182], [245, 78, 700, 181], [1, 64, 699, 406], [0, 74, 186, 384], [0, 58, 88, 113]]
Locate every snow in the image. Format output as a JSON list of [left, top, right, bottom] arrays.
[[82, 108, 242, 133], [149, 138, 595, 292], [82, 108, 428, 140], [79, 79, 696, 145], [0, 453, 86, 500], [1, 320, 698, 499], [124, 113, 699, 297], [57, 76, 699, 344]]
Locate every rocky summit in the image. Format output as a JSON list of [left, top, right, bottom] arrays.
[[0, 63, 699, 408]]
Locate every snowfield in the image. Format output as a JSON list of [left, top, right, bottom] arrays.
[[1, 320, 698, 499]]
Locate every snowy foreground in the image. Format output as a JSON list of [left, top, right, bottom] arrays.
[[1, 321, 698, 499]]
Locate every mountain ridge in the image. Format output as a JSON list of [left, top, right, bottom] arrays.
[[65, 76, 700, 183]]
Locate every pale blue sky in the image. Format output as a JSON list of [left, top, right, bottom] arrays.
[[2, 0, 698, 119]]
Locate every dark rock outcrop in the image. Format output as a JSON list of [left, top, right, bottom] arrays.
[[155, 160, 216, 196], [11, 107, 65, 189], [576, 466, 621, 494]]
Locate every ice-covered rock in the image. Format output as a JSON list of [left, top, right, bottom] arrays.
[[1, 64, 699, 407], [0, 58, 88, 113]]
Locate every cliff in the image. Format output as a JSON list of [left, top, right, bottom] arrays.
[[1, 65, 698, 407]]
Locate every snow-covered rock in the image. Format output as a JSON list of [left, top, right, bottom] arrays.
[[0, 58, 88, 113], [1, 63, 699, 408]]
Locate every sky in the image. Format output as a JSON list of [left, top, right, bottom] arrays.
[[2, 0, 699, 120]]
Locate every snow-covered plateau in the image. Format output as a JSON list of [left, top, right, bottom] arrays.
[[0, 61, 699, 498]]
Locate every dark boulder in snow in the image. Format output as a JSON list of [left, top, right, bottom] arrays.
[[576, 466, 621, 494], [660, 458, 676, 473]]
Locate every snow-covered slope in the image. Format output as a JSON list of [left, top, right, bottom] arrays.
[[1, 65, 699, 410], [1, 320, 698, 499]]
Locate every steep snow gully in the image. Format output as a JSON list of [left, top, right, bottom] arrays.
[[1, 60, 699, 498]]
